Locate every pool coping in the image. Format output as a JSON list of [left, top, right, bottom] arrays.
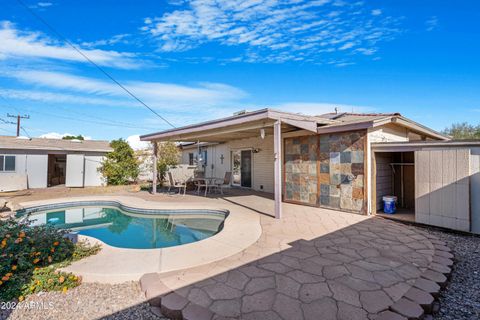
[[17, 196, 262, 283]]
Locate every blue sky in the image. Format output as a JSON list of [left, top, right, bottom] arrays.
[[0, 0, 479, 146]]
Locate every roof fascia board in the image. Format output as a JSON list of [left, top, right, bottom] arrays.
[[393, 117, 450, 140], [317, 121, 374, 134], [280, 118, 318, 133], [0, 146, 112, 152], [163, 121, 275, 142], [372, 141, 480, 149]]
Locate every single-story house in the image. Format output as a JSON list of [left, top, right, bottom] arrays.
[[140, 109, 480, 234], [0, 136, 112, 192]]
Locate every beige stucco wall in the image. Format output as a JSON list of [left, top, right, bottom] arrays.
[[368, 123, 409, 143]]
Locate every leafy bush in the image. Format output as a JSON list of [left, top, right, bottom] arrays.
[[442, 122, 480, 139], [20, 267, 80, 298], [0, 218, 100, 301], [100, 139, 140, 185], [156, 141, 180, 183]]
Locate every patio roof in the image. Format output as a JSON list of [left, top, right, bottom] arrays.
[[140, 108, 450, 143], [140, 108, 335, 142]]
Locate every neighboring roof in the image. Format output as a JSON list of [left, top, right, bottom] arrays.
[[140, 108, 450, 142], [0, 136, 112, 152]]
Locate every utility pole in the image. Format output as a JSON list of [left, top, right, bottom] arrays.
[[7, 113, 30, 137]]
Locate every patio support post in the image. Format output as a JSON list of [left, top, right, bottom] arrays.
[[152, 141, 158, 194], [274, 120, 282, 219]]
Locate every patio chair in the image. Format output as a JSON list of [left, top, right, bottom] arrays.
[[194, 178, 209, 197], [167, 171, 187, 196], [215, 171, 232, 195]]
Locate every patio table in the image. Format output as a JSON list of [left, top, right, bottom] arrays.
[[193, 177, 224, 195]]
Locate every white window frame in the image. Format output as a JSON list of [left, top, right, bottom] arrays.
[[0, 155, 16, 172]]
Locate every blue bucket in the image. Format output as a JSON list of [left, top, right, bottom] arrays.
[[383, 196, 397, 214]]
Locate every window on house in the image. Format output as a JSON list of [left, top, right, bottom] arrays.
[[0, 155, 16, 172], [188, 153, 194, 165]]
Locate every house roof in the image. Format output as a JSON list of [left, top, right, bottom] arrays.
[[0, 136, 113, 152], [315, 112, 449, 140], [140, 108, 449, 142]]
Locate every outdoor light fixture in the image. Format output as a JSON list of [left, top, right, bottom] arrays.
[[260, 128, 266, 139]]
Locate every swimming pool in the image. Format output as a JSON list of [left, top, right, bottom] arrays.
[[19, 202, 227, 249]]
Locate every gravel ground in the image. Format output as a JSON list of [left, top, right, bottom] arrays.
[[1, 282, 167, 320], [423, 227, 480, 320]]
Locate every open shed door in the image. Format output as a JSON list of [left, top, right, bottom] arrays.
[[66, 154, 85, 187]]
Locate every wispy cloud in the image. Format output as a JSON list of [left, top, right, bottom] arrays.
[[37, 2, 53, 7], [0, 88, 133, 108], [143, 0, 402, 64], [425, 16, 438, 32], [0, 69, 247, 111], [0, 21, 139, 69]]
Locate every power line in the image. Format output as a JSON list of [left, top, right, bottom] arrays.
[[20, 126, 31, 138], [0, 92, 158, 131], [7, 113, 30, 137], [14, 0, 176, 129]]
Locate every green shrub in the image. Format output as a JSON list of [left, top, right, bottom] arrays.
[[0, 217, 100, 301], [20, 267, 80, 297], [99, 139, 139, 185]]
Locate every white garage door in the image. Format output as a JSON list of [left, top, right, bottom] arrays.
[[66, 154, 85, 187]]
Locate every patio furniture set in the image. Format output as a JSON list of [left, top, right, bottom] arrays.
[[167, 171, 232, 196]]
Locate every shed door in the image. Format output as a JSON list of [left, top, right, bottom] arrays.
[[415, 149, 470, 231], [66, 154, 85, 187]]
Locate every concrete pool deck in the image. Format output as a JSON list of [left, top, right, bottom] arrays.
[[17, 195, 262, 283]]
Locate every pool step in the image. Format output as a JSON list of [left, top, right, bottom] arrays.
[[139, 273, 214, 320]]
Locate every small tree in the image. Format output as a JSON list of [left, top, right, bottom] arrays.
[[99, 139, 139, 185], [62, 135, 85, 140], [156, 141, 180, 182]]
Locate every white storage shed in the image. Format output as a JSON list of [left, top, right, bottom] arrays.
[[0, 136, 112, 192]]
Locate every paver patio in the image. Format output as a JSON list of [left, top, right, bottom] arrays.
[[136, 191, 452, 320]]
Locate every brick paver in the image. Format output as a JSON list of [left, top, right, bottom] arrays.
[[135, 192, 451, 319]]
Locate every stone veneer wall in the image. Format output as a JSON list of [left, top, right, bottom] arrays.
[[284, 130, 366, 214], [284, 135, 319, 206]]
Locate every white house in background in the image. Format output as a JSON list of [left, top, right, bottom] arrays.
[[0, 136, 112, 192]]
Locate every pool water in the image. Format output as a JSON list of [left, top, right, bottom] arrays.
[[26, 206, 226, 249]]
